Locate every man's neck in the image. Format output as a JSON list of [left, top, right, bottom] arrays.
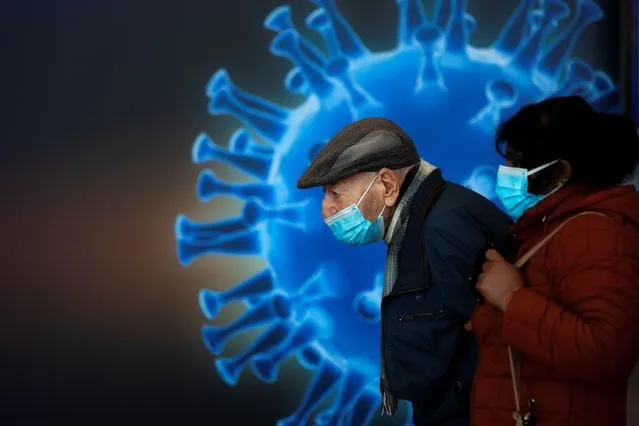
[[385, 165, 418, 227], [397, 165, 418, 201], [383, 165, 419, 244]]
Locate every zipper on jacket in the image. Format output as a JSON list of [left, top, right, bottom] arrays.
[[383, 285, 428, 300], [398, 309, 443, 321]]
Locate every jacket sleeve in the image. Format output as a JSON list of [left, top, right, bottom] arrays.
[[501, 215, 639, 381], [427, 207, 499, 320]]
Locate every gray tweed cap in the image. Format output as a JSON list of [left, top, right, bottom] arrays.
[[297, 117, 420, 189]]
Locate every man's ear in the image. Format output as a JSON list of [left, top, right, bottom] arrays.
[[379, 168, 400, 206]]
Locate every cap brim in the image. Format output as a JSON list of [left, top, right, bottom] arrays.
[[296, 167, 354, 189]]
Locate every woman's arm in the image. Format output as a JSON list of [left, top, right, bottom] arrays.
[[501, 215, 639, 381]]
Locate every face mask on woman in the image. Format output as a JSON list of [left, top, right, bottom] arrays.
[[494, 160, 562, 219]]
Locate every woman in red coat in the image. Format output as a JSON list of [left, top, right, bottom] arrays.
[[470, 96, 639, 426]]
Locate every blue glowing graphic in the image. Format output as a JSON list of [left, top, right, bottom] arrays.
[[175, 1, 618, 424]]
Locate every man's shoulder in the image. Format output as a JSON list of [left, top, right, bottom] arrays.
[[425, 181, 513, 240], [442, 181, 503, 208], [435, 182, 508, 216]]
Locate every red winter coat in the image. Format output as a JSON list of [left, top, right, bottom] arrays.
[[470, 184, 639, 426]]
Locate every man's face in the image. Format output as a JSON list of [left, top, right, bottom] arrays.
[[321, 169, 402, 223]]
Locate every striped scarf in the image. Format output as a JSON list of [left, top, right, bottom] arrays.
[[380, 159, 437, 415]]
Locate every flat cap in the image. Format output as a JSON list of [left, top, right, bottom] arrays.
[[297, 117, 420, 189]]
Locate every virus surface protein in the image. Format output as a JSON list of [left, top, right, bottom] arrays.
[[175, 0, 617, 424]]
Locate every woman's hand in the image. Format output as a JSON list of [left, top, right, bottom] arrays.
[[476, 249, 524, 311]]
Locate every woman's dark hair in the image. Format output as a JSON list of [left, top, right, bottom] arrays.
[[495, 96, 639, 190]]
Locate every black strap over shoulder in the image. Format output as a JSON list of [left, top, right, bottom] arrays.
[[417, 173, 447, 281]]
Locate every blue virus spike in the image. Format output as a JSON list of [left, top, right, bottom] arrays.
[[315, 364, 372, 425], [297, 343, 324, 370], [553, 59, 594, 97], [522, 3, 542, 41], [463, 164, 498, 200], [526, 9, 542, 37], [202, 292, 292, 356], [353, 272, 383, 322], [196, 169, 275, 204], [227, 128, 253, 152], [396, 0, 428, 47], [308, 0, 367, 59], [537, 0, 603, 87], [586, 70, 615, 102], [591, 88, 619, 113], [206, 69, 289, 120], [199, 269, 275, 320], [215, 321, 294, 386], [270, 29, 335, 100], [512, 1, 570, 71], [491, 0, 537, 55], [326, 58, 379, 117], [306, 9, 340, 58], [175, 202, 282, 245], [349, 387, 381, 426], [228, 128, 275, 157], [209, 88, 287, 143], [177, 229, 262, 266], [285, 68, 309, 96], [289, 267, 337, 308], [470, 79, 518, 128], [264, 5, 327, 67], [415, 25, 447, 92], [243, 199, 312, 230], [433, 0, 453, 34], [191, 133, 272, 181], [445, 0, 471, 56], [263, 5, 293, 32], [251, 309, 332, 383], [178, 2, 617, 423], [277, 359, 344, 426], [205, 68, 231, 98], [175, 213, 247, 241], [464, 13, 477, 37]]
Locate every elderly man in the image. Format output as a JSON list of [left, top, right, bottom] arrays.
[[297, 117, 513, 426]]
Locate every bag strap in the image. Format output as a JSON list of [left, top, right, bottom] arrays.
[[508, 211, 608, 425]]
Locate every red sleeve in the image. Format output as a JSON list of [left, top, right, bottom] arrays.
[[501, 215, 639, 381]]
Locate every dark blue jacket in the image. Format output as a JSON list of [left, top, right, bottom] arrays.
[[381, 170, 512, 426]]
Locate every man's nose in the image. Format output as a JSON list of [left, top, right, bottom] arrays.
[[321, 198, 338, 220]]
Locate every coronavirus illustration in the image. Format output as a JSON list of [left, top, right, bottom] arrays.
[[175, 0, 618, 424]]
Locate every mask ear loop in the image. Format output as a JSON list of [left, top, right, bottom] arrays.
[[356, 173, 380, 207], [356, 173, 386, 220], [526, 159, 564, 197], [525, 159, 559, 176], [378, 205, 386, 218]]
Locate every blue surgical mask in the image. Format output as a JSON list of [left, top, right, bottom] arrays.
[[495, 160, 561, 220], [325, 174, 386, 245]]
